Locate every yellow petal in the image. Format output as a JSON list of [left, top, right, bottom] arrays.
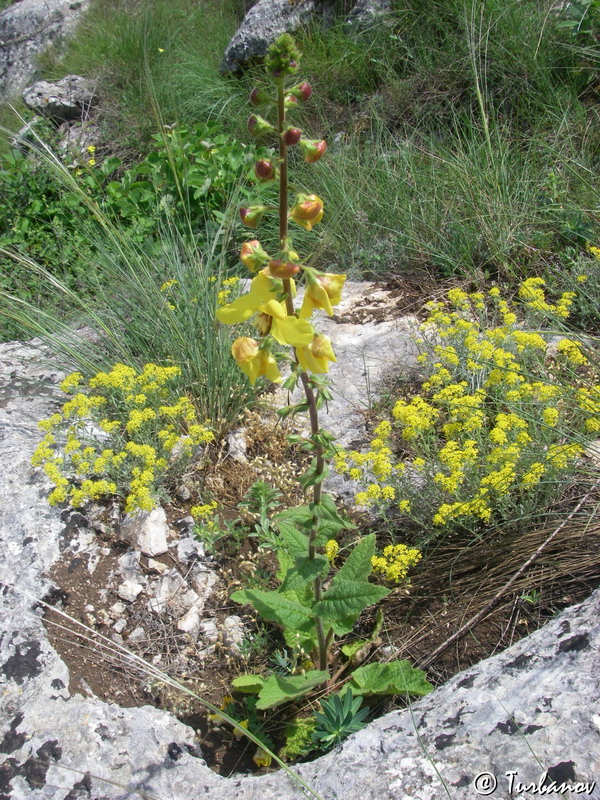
[[271, 316, 314, 347]]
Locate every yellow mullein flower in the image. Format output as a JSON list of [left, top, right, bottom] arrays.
[[231, 338, 282, 386], [296, 334, 336, 374], [252, 747, 272, 769], [299, 272, 346, 318]]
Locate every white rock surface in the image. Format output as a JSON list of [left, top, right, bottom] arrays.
[[119, 507, 169, 557], [0, 0, 89, 101]]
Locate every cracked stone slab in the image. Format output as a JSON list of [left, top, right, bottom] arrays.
[[0, 0, 89, 102]]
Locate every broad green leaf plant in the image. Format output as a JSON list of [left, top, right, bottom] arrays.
[[216, 35, 432, 718]]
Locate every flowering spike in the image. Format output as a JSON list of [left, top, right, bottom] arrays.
[[289, 194, 324, 231], [250, 87, 272, 107], [265, 33, 301, 80], [267, 260, 300, 279], [240, 240, 270, 272]]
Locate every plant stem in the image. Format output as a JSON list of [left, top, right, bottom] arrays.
[[277, 80, 328, 673]]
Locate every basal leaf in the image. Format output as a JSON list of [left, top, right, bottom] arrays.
[[256, 671, 329, 710], [231, 674, 265, 694], [349, 661, 433, 697], [340, 640, 369, 659], [231, 588, 315, 634]]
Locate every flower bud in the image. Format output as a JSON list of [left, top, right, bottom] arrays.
[[239, 205, 267, 228], [249, 87, 272, 107], [247, 114, 276, 137], [240, 240, 270, 272], [268, 259, 300, 279], [299, 139, 326, 163], [284, 94, 299, 109], [290, 81, 312, 103], [289, 194, 324, 231], [282, 127, 302, 146], [254, 159, 276, 182]]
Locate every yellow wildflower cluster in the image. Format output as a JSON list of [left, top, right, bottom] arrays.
[[33, 363, 214, 513], [371, 544, 422, 584], [336, 283, 600, 535]]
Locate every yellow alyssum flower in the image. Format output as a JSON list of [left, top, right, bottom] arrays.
[[522, 462, 545, 488], [542, 407, 559, 427], [231, 338, 282, 386], [60, 372, 84, 393], [296, 334, 336, 374], [371, 544, 421, 583], [299, 272, 346, 318], [324, 539, 339, 562], [557, 338, 587, 366]]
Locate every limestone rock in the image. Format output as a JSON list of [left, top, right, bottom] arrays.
[[221, 0, 320, 73], [117, 579, 144, 603], [56, 118, 101, 158], [345, 0, 391, 28], [221, 0, 392, 73], [22, 74, 96, 121], [0, 0, 89, 102], [119, 507, 169, 557], [226, 427, 248, 462]]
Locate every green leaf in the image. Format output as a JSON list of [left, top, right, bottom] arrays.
[[281, 555, 329, 591], [231, 588, 315, 633], [275, 506, 337, 545], [349, 661, 433, 697], [340, 640, 369, 659], [332, 534, 377, 585], [256, 671, 329, 710], [231, 674, 265, 694], [311, 493, 355, 533], [313, 579, 389, 634]]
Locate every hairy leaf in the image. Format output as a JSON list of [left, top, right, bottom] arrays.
[[313, 579, 389, 633], [332, 534, 376, 585], [281, 554, 329, 591], [349, 661, 433, 697], [256, 670, 329, 710], [231, 674, 265, 694], [231, 588, 315, 634]]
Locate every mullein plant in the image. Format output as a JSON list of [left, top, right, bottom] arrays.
[[216, 35, 431, 716]]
